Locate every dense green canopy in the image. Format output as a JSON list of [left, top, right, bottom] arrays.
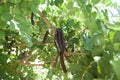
[[0, 0, 120, 80]]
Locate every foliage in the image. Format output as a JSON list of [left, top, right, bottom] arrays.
[[0, 0, 120, 80]]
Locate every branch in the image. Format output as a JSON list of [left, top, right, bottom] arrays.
[[38, 10, 55, 32], [18, 61, 44, 66], [18, 49, 45, 66], [65, 52, 86, 57], [17, 49, 42, 66], [23, 49, 39, 62]]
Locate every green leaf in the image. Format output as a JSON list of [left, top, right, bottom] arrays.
[[91, 34, 105, 47], [102, 0, 111, 4], [19, 1, 31, 15], [109, 31, 115, 40], [9, 18, 33, 45], [50, 0, 54, 5], [21, 33, 33, 46], [98, 53, 113, 75], [12, 7, 22, 16], [92, 0, 101, 5], [69, 63, 83, 73], [91, 46, 104, 56], [10, 54, 15, 59], [19, 24, 33, 35], [1, 12, 12, 21], [0, 54, 8, 65], [72, 37, 79, 45], [114, 22, 120, 27], [54, 0, 63, 6], [0, 5, 9, 14], [83, 36, 93, 50], [76, 0, 88, 5], [88, 16, 98, 33], [7, 0, 22, 4], [83, 72, 93, 80], [0, 30, 5, 40], [91, 12, 97, 18], [66, 2, 73, 9], [113, 31, 120, 43], [110, 54, 120, 80], [66, 2, 80, 15], [0, 67, 10, 79], [15, 15, 27, 25], [86, 4, 92, 13], [102, 9, 109, 20], [15, 15, 33, 35], [91, 34, 105, 56], [114, 43, 120, 51], [27, 0, 40, 12], [67, 19, 76, 27], [68, 30, 75, 38], [0, 19, 6, 29]]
